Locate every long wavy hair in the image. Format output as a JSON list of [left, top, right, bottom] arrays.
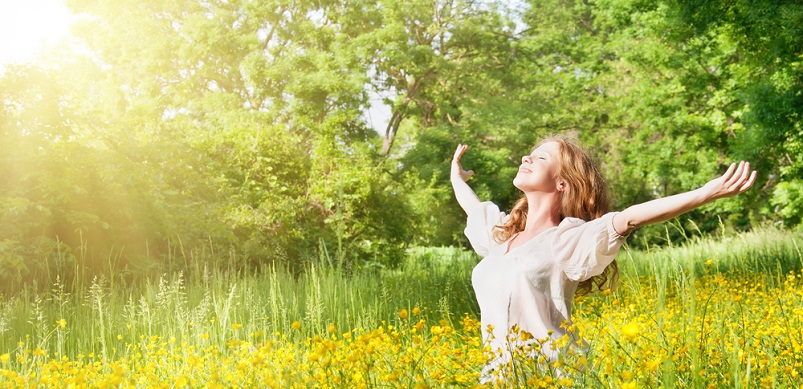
[[492, 135, 619, 295]]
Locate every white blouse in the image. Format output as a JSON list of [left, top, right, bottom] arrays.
[[465, 201, 626, 378]]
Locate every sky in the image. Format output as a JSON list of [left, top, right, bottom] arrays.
[[0, 0, 75, 67]]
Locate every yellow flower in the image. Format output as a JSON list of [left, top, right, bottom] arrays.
[[56, 319, 66, 329], [412, 307, 421, 316], [327, 324, 336, 333], [414, 320, 424, 332], [199, 333, 209, 339], [620, 322, 639, 342], [231, 323, 243, 330], [291, 321, 302, 330], [705, 259, 713, 266], [0, 353, 9, 363], [397, 309, 409, 320]]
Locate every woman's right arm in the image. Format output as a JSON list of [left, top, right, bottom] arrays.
[[451, 144, 482, 215]]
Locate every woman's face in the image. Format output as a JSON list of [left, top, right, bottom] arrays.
[[513, 141, 562, 193]]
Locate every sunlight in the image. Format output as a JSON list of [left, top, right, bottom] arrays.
[[0, 0, 75, 67]]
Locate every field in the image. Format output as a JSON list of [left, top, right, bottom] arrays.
[[1, 228, 803, 388]]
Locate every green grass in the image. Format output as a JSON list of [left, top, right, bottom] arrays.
[[0, 244, 479, 356], [1, 225, 802, 388]]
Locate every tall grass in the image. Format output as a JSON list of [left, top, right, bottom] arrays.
[[570, 226, 803, 388], [1, 226, 802, 387], [0, 244, 478, 357]]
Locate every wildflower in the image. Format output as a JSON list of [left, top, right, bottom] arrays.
[[0, 353, 8, 364], [398, 309, 409, 320], [412, 307, 421, 315], [705, 259, 713, 266], [414, 320, 425, 332], [231, 323, 243, 330], [620, 322, 639, 342], [291, 321, 302, 330], [56, 319, 66, 329], [557, 377, 573, 386], [327, 324, 336, 333], [199, 333, 209, 340]]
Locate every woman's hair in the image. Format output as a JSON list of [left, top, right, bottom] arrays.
[[492, 135, 618, 295]]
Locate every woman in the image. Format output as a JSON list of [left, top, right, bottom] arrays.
[[450, 137, 756, 384]]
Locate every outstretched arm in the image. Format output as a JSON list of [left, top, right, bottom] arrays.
[[613, 161, 757, 236], [451, 144, 482, 215]]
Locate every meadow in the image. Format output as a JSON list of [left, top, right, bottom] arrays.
[[1, 227, 803, 388]]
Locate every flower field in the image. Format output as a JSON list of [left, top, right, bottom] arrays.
[[1, 228, 803, 388]]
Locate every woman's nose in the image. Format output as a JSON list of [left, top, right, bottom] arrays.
[[522, 155, 532, 164]]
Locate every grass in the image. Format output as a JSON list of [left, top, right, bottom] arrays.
[[0, 226, 802, 387]]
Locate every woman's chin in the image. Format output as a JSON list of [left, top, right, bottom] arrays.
[[512, 177, 528, 191]]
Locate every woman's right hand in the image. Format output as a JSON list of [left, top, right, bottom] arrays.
[[451, 144, 475, 182]]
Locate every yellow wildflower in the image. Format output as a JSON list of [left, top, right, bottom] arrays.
[[620, 322, 639, 342]]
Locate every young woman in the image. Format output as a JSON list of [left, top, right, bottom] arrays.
[[450, 137, 756, 383]]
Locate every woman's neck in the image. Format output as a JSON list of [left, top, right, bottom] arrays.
[[523, 192, 561, 233]]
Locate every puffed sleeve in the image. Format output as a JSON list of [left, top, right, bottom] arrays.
[[464, 201, 506, 257], [554, 212, 627, 282]]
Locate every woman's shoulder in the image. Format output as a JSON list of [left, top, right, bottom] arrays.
[[560, 217, 585, 225], [557, 212, 619, 230]]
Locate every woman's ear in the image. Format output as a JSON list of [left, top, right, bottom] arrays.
[[557, 180, 566, 192]]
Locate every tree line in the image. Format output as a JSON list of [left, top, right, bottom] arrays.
[[1, 0, 801, 288]]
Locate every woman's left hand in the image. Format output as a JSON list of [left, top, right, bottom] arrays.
[[615, 161, 758, 236], [701, 161, 757, 201]]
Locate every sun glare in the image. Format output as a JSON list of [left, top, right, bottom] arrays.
[[0, 0, 75, 67]]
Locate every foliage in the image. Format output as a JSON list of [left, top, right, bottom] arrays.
[[1, 0, 802, 281]]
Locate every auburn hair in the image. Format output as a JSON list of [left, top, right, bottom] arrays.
[[492, 135, 619, 295]]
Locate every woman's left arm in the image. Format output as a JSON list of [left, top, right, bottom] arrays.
[[613, 161, 757, 236]]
